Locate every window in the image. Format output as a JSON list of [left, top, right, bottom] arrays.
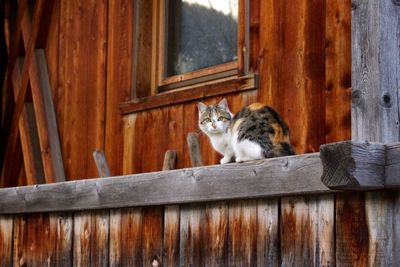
[[161, 0, 239, 91], [124, 0, 253, 114]]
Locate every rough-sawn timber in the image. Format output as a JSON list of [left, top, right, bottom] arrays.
[[0, 153, 327, 214]]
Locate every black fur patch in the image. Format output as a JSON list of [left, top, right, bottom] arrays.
[[231, 104, 295, 158]]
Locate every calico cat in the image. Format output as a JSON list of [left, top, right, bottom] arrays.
[[198, 98, 295, 163]]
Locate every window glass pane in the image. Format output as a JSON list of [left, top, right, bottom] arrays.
[[165, 0, 238, 77]]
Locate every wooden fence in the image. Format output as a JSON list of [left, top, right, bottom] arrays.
[[1, 141, 400, 266]]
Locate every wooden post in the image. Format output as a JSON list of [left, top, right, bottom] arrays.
[[162, 150, 177, 171], [336, 0, 400, 265], [93, 149, 111, 178], [186, 133, 203, 167]]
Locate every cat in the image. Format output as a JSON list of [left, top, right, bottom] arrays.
[[198, 98, 295, 163]]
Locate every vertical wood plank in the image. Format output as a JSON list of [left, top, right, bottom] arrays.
[[109, 208, 143, 266], [163, 205, 180, 267], [351, 0, 400, 142], [122, 113, 137, 175], [51, 213, 73, 266], [281, 196, 335, 266], [105, 0, 134, 176], [180, 204, 206, 267], [13, 215, 27, 266], [257, 199, 279, 267], [325, 0, 351, 143], [58, 0, 107, 180], [204, 202, 229, 267], [350, 0, 400, 266], [228, 200, 257, 267], [0, 215, 13, 267], [143, 207, 163, 267], [336, 193, 369, 266], [258, 0, 326, 154], [73, 210, 109, 266]]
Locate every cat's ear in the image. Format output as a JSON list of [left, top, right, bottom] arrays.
[[218, 98, 229, 109], [197, 102, 207, 113]]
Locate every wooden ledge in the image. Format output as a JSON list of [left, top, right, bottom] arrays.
[[0, 152, 329, 214], [119, 74, 258, 114], [320, 141, 400, 190]]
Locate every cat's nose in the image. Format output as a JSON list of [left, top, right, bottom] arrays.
[[211, 123, 217, 128]]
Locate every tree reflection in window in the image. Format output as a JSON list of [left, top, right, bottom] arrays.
[[165, 0, 238, 77]]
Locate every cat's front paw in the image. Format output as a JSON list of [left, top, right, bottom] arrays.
[[220, 156, 231, 164], [235, 157, 243, 163]]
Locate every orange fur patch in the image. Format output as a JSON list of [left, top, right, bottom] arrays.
[[269, 123, 290, 143], [248, 103, 265, 111]]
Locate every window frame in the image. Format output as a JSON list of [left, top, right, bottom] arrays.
[[120, 0, 255, 114], [155, 0, 248, 93]]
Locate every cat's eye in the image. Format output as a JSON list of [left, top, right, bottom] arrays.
[[202, 118, 212, 124], [218, 117, 226, 121]]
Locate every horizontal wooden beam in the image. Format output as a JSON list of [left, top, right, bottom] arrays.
[[320, 141, 400, 190], [0, 153, 329, 214], [120, 74, 258, 114]]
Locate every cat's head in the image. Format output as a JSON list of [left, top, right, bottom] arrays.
[[198, 98, 233, 135]]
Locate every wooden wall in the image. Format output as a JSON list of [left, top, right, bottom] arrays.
[[1, 191, 399, 266], [41, 0, 350, 180]]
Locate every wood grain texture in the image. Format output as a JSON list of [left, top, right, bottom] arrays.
[[163, 205, 180, 267], [0, 215, 13, 267], [179, 204, 206, 266], [51, 213, 73, 266], [73, 210, 109, 266], [352, 0, 400, 143], [187, 132, 204, 167], [228, 200, 257, 266], [105, 0, 134, 176], [320, 141, 385, 189], [335, 193, 369, 266], [385, 143, 400, 187], [256, 199, 278, 267], [258, 0, 326, 154], [93, 149, 111, 178], [109, 208, 143, 266], [281, 196, 334, 266], [0, 153, 330, 214], [325, 0, 351, 143], [58, 0, 107, 180], [142, 207, 163, 267], [13, 215, 28, 266], [204, 202, 228, 267]]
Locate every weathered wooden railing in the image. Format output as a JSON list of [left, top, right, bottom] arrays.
[[1, 141, 399, 266]]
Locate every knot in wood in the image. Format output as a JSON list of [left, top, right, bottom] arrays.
[[380, 93, 393, 108], [351, 89, 363, 106], [392, 0, 400, 6]]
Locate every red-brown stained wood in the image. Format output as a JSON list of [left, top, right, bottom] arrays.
[[58, 0, 107, 180], [335, 193, 369, 266], [167, 104, 184, 169], [13, 215, 28, 266], [51, 213, 73, 266], [228, 200, 257, 267], [122, 113, 138, 174], [257, 199, 279, 267], [163, 205, 180, 267], [143, 207, 163, 267], [258, 0, 326, 154], [73, 211, 109, 266], [281, 196, 335, 266], [0, 215, 13, 266], [249, 0, 260, 73], [204, 202, 229, 267], [325, 0, 351, 143], [45, 0, 60, 106], [109, 208, 143, 266], [179, 204, 206, 266], [105, 0, 134, 176]]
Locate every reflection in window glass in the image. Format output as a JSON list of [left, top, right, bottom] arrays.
[[165, 0, 238, 77]]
